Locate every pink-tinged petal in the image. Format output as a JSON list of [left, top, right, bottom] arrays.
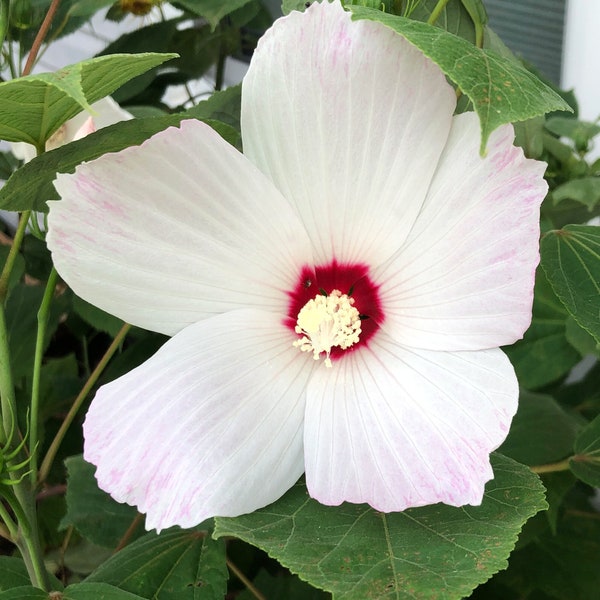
[[84, 309, 312, 532], [242, 0, 455, 266], [48, 119, 312, 336], [304, 335, 517, 511], [55, 97, 132, 149], [375, 112, 547, 351], [71, 117, 96, 142]]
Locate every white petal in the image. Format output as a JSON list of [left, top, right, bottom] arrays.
[[304, 335, 517, 511], [84, 309, 312, 532], [242, 0, 455, 266], [48, 119, 312, 336], [376, 113, 547, 351]]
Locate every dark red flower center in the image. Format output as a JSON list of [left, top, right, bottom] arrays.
[[285, 259, 384, 363]]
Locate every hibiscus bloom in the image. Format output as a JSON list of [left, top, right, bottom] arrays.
[[47, 1, 546, 531]]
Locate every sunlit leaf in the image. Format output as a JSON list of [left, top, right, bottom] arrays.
[[350, 6, 570, 152], [0, 53, 176, 147]]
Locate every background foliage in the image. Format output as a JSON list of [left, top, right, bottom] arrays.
[[0, 0, 599, 598]]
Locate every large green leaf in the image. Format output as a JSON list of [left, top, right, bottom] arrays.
[[504, 268, 580, 389], [86, 527, 228, 600], [541, 225, 600, 343], [350, 6, 570, 152], [214, 454, 546, 600], [0, 53, 175, 147], [60, 455, 142, 549], [569, 414, 600, 487], [0, 116, 240, 213]]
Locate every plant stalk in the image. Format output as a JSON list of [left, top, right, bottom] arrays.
[[29, 267, 58, 484]]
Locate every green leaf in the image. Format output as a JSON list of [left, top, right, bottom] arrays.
[[569, 414, 600, 487], [6, 283, 70, 380], [0, 115, 240, 213], [0, 557, 30, 591], [86, 528, 228, 600], [504, 268, 581, 389], [545, 116, 600, 151], [0, 53, 176, 147], [492, 505, 600, 600], [541, 225, 600, 343], [565, 316, 600, 357], [72, 295, 125, 337], [215, 454, 546, 600], [63, 583, 148, 600], [499, 391, 581, 466], [350, 6, 571, 152], [0, 245, 25, 293], [552, 177, 600, 210], [0, 587, 48, 600], [60, 455, 143, 548], [173, 0, 254, 29], [282, 0, 308, 14]]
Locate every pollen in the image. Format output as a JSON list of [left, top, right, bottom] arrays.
[[293, 289, 361, 367]]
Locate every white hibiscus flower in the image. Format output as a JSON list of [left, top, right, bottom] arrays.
[[47, 1, 547, 531]]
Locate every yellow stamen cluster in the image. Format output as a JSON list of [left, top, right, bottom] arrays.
[[293, 289, 361, 368]]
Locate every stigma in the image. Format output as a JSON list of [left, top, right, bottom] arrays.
[[293, 289, 361, 367]]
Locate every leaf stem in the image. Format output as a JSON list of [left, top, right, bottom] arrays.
[[0, 305, 17, 446], [427, 0, 451, 25], [114, 512, 144, 553], [530, 458, 571, 474], [0, 210, 30, 303], [3, 485, 50, 589], [29, 267, 58, 484], [0, 494, 18, 539], [226, 557, 266, 600], [22, 0, 61, 76], [38, 322, 131, 483]]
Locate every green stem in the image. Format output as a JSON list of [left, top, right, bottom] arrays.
[[530, 458, 571, 475], [427, 0, 451, 25], [0, 306, 16, 446], [29, 268, 58, 484], [0, 210, 30, 302], [38, 323, 131, 483], [0, 494, 18, 539], [227, 557, 266, 600], [2, 485, 50, 589]]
